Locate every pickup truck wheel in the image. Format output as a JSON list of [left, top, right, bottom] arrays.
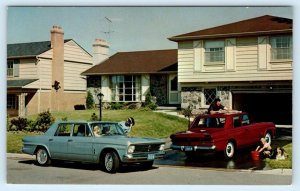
[[224, 141, 235, 159], [265, 132, 272, 145], [103, 151, 120, 173], [36, 148, 51, 166]]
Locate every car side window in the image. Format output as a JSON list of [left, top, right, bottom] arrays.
[[233, 116, 241, 128], [55, 124, 72, 136], [73, 124, 91, 137], [242, 114, 250, 126]]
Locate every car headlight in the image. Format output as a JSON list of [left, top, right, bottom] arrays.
[[159, 144, 165, 151], [127, 145, 135, 153]]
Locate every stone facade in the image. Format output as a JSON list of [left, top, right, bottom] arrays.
[[181, 87, 231, 114]]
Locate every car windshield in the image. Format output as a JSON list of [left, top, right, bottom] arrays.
[[90, 122, 125, 136], [191, 116, 225, 128]]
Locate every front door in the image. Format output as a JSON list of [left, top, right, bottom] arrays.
[[169, 74, 180, 104]]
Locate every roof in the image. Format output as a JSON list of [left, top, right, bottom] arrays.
[[7, 79, 38, 88], [82, 49, 177, 75], [169, 15, 292, 42], [7, 39, 72, 58]]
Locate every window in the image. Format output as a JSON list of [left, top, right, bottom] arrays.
[[204, 88, 216, 105], [87, 76, 101, 88], [204, 40, 225, 64], [73, 124, 91, 137], [110, 75, 141, 102], [270, 36, 292, 60], [7, 94, 18, 109], [55, 124, 72, 136], [233, 116, 241, 128], [7, 60, 14, 77]]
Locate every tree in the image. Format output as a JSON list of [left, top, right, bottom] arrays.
[[86, 90, 94, 109]]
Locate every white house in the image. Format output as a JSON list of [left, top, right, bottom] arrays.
[[168, 15, 292, 125]]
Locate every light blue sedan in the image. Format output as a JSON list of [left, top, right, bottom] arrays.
[[22, 121, 165, 173]]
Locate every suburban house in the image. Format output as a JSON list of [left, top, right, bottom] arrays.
[[82, 49, 179, 107], [7, 26, 93, 117], [168, 15, 292, 125]]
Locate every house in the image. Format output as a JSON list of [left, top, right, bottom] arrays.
[[168, 15, 292, 125], [82, 49, 179, 107], [7, 26, 93, 117]]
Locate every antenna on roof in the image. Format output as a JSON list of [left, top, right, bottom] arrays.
[[101, 16, 114, 43]]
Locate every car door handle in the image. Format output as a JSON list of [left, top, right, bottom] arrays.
[[49, 139, 53, 141], [68, 139, 73, 142]]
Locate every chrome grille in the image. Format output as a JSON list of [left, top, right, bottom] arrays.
[[134, 144, 161, 153]]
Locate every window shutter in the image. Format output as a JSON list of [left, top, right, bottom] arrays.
[[13, 59, 20, 77]]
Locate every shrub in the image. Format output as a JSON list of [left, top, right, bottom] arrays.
[[90, 112, 99, 121], [144, 91, 157, 110], [146, 102, 157, 110], [86, 91, 94, 109], [35, 111, 55, 131], [61, 117, 68, 121], [10, 117, 28, 131], [25, 119, 37, 132], [110, 102, 124, 110]]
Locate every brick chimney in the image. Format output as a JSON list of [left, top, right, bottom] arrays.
[[92, 38, 109, 65], [50, 25, 64, 111]]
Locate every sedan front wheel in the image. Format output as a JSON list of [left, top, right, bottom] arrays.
[[102, 151, 120, 173]]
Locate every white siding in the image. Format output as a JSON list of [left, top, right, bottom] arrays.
[[236, 37, 258, 71], [24, 58, 52, 89], [19, 59, 38, 78], [64, 61, 91, 91], [64, 40, 93, 64], [177, 35, 292, 83]]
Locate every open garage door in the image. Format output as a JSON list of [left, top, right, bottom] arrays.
[[232, 92, 292, 125]]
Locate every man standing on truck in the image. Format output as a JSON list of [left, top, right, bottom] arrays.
[[208, 98, 228, 114]]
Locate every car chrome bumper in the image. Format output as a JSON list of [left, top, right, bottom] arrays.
[[171, 144, 216, 151], [122, 152, 165, 163]]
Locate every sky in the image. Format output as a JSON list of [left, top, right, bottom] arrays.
[[7, 6, 293, 56], [1, 1, 300, 191]]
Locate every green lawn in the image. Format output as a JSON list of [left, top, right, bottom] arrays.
[[7, 109, 188, 153], [266, 140, 292, 169]]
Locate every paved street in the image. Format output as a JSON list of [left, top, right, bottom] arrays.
[[7, 153, 291, 185]]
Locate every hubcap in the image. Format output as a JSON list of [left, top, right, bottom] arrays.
[[226, 143, 234, 157], [265, 133, 271, 144], [37, 149, 47, 164], [105, 153, 113, 171]]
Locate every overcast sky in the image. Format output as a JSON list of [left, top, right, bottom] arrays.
[[7, 6, 292, 55]]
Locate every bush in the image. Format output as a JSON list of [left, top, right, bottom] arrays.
[[144, 91, 157, 110], [86, 91, 94, 109], [10, 117, 28, 131], [35, 111, 55, 131], [25, 119, 37, 132], [110, 102, 124, 110], [146, 102, 157, 110], [126, 103, 137, 110], [90, 112, 99, 121]]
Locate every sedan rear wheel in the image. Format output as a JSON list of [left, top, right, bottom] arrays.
[[224, 141, 235, 160], [36, 148, 51, 166], [103, 151, 120, 173]]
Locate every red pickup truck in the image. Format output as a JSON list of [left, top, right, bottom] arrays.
[[170, 111, 276, 159]]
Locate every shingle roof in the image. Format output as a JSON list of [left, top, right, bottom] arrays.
[[7, 79, 38, 88], [82, 49, 177, 75], [169, 15, 292, 42], [7, 39, 72, 58]]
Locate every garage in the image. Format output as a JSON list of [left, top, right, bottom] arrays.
[[232, 92, 292, 125]]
